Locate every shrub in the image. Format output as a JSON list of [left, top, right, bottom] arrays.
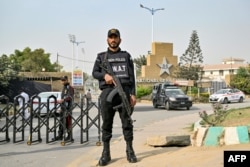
[[136, 85, 152, 99], [199, 103, 229, 126]]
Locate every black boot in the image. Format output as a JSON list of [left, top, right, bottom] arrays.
[[98, 142, 111, 166], [65, 132, 74, 142], [126, 141, 137, 163]]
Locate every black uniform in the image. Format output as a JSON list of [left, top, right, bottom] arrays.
[[92, 48, 136, 142], [58, 83, 74, 137]]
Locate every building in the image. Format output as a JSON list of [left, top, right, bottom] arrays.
[[202, 58, 248, 85], [137, 42, 193, 86], [137, 42, 248, 89]]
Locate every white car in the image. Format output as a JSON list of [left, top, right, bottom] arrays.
[[209, 88, 245, 104], [32, 91, 62, 115]]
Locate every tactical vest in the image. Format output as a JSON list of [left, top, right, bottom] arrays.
[[102, 51, 131, 85]]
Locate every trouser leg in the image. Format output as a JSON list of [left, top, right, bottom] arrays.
[[119, 107, 137, 163], [98, 88, 116, 166], [119, 107, 134, 142], [58, 113, 64, 137], [100, 88, 115, 142], [65, 114, 74, 141], [52, 113, 63, 141]]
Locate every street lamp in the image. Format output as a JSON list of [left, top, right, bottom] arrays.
[[140, 4, 164, 42], [68, 34, 85, 87], [75, 41, 85, 69], [68, 34, 76, 73], [68, 34, 85, 69]]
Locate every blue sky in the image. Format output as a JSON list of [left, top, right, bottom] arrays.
[[0, 0, 249, 74]]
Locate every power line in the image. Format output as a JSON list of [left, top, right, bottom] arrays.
[[57, 54, 94, 64]]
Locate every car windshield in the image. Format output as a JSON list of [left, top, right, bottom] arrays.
[[163, 85, 178, 89], [165, 89, 185, 95], [215, 89, 229, 94]]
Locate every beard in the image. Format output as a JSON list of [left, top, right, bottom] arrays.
[[108, 41, 120, 49]]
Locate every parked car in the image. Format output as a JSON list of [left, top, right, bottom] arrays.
[[32, 91, 62, 115], [209, 88, 245, 104], [152, 82, 193, 110]]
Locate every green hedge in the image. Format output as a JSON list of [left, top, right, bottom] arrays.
[[136, 85, 152, 98]]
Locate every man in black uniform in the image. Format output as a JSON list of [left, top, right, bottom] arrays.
[[92, 28, 137, 166], [53, 76, 74, 141]]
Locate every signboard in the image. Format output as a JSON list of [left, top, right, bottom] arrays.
[[175, 80, 194, 86], [72, 68, 83, 86]]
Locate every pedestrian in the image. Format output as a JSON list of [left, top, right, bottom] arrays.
[[53, 75, 74, 141], [86, 89, 92, 104], [18, 88, 30, 120], [92, 28, 137, 166]]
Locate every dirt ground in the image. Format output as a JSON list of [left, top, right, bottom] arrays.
[[67, 107, 250, 167], [88, 142, 250, 167], [131, 143, 250, 167]]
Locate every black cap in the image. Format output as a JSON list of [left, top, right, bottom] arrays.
[[61, 76, 68, 81], [107, 28, 120, 37]]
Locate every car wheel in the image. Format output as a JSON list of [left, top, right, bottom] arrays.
[[165, 101, 170, 110], [223, 98, 228, 104], [239, 97, 244, 103], [187, 107, 190, 110], [153, 100, 158, 108]]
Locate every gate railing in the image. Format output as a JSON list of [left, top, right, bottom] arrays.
[[0, 94, 101, 146]]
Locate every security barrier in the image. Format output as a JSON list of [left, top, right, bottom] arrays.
[[0, 94, 101, 146]]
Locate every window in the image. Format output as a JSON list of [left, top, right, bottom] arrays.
[[219, 70, 224, 76]]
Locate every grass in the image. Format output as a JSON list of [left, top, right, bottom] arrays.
[[200, 106, 250, 127]]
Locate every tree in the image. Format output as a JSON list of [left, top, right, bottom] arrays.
[[230, 66, 250, 94], [9, 47, 57, 72], [133, 55, 146, 76], [0, 54, 20, 86], [180, 30, 203, 66], [175, 30, 203, 84], [0, 47, 61, 86]]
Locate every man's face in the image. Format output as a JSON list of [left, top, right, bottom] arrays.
[[61, 79, 67, 85], [107, 35, 121, 49]]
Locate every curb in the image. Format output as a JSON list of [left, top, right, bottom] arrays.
[[194, 126, 250, 146], [204, 127, 224, 146]]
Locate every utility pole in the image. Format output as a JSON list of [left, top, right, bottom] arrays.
[[140, 4, 164, 42], [56, 53, 59, 72]]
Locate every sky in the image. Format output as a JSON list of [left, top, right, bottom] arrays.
[[0, 0, 250, 75]]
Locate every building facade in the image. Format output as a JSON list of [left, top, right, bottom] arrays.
[[137, 42, 193, 86], [137, 42, 248, 88], [202, 58, 248, 84]]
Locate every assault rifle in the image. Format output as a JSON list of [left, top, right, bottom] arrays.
[[99, 59, 134, 124]]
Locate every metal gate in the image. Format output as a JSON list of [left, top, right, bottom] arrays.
[[0, 94, 101, 146]]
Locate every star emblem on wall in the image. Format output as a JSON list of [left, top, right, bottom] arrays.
[[157, 57, 172, 75]]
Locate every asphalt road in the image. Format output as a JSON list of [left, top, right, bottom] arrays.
[[0, 99, 249, 167]]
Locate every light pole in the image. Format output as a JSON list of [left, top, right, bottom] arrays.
[[68, 34, 85, 87], [68, 34, 76, 73], [230, 57, 233, 86], [75, 41, 85, 69], [68, 34, 85, 70], [140, 4, 164, 42]]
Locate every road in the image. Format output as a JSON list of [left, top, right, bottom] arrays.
[[0, 99, 249, 167]]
